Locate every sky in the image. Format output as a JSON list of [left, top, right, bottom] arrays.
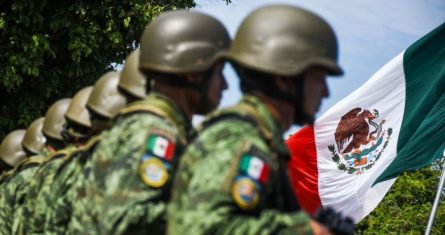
[[191, 0, 445, 135]]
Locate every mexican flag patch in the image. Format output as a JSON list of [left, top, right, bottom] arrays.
[[146, 134, 175, 161], [239, 154, 270, 184]]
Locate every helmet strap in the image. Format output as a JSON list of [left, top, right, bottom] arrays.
[[291, 75, 315, 125]]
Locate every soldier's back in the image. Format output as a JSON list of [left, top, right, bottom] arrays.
[[69, 92, 191, 235]]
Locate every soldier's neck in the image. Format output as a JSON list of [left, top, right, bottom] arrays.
[[152, 85, 197, 121], [253, 92, 293, 132]]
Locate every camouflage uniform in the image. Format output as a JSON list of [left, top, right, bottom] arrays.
[[43, 136, 101, 235], [0, 170, 13, 185], [68, 92, 193, 234], [0, 154, 46, 235], [168, 95, 313, 234], [20, 147, 76, 234]]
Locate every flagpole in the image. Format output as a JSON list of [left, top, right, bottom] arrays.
[[424, 150, 445, 235]]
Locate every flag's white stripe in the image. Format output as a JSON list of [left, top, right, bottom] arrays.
[[361, 178, 396, 221], [153, 137, 169, 157], [314, 51, 406, 222], [248, 157, 264, 179]]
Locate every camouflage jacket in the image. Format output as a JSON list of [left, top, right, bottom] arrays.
[[68, 92, 193, 235], [43, 136, 101, 235], [0, 154, 46, 235], [19, 146, 76, 235], [168, 95, 312, 235]]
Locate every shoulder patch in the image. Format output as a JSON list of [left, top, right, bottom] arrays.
[[139, 155, 170, 188], [231, 144, 271, 210], [145, 133, 176, 161], [138, 131, 176, 188], [239, 146, 270, 184], [231, 176, 260, 210]]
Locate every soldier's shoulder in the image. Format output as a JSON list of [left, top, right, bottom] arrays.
[[195, 115, 267, 152]]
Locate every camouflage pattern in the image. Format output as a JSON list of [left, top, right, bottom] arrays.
[[44, 136, 101, 235], [0, 154, 46, 235], [168, 95, 313, 234], [68, 92, 193, 235], [0, 170, 14, 185], [19, 146, 76, 234]]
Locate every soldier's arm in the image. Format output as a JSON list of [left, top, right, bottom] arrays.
[[170, 132, 314, 235], [70, 116, 180, 234], [44, 156, 82, 235]]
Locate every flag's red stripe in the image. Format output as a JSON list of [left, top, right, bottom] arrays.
[[165, 143, 175, 161], [286, 125, 321, 215], [259, 164, 270, 184]]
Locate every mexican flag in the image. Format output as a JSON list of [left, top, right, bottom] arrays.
[[147, 135, 175, 161], [287, 23, 445, 223], [240, 155, 270, 184]]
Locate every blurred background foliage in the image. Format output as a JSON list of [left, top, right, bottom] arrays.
[[357, 158, 445, 234], [0, 0, 198, 139]]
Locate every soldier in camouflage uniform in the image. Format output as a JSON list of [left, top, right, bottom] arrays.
[[68, 10, 230, 235], [168, 5, 344, 235], [0, 129, 28, 234], [117, 48, 147, 102], [43, 71, 127, 234], [21, 87, 94, 234], [0, 116, 52, 234], [0, 130, 28, 183]]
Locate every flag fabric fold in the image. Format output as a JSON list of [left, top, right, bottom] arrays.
[[287, 23, 445, 223]]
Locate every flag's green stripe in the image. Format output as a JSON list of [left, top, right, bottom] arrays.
[[147, 135, 156, 152], [376, 23, 445, 183], [240, 155, 251, 173]]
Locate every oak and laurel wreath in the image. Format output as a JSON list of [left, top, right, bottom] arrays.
[[329, 128, 393, 174]]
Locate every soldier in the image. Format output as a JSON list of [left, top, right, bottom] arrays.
[[168, 5, 344, 235], [0, 112, 60, 234], [22, 87, 93, 234], [68, 10, 230, 235], [0, 130, 27, 181], [0, 130, 27, 233], [117, 48, 147, 102], [21, 117, 48, 157], [0, 117, 47, 185], [41, 99, 72, 153], [44, 71, 127, 234]]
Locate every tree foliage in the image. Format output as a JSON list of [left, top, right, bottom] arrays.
[[0, 0, 199, 139], [357, 159, 445, 234]]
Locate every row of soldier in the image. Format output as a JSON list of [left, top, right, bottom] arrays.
[[0, 5, 354, 235]]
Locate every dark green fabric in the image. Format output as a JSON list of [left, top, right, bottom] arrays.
[[168, 95, 312, 234], [376, 23, 445, 183], [68, 92, 192, 235]]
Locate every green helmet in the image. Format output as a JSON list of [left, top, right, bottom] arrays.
[[22, 117, 46, 155], [226, 5, 343, 77], [43, 98, 72, 141], [65, 86, 93, 128], [0, 130, 27, 167], [88, 71, 127, 120], [139, 10, 230, 74], [119, 49, 147, 99]]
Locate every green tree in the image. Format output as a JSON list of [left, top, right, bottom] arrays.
[[357, 159, 445, 234], [0, 0, 221, 139]]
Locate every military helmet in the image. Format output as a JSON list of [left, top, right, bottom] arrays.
[[43, 98, 72, 141], [88, 72, 127, 120], [65, 86, 93, 128], [139, 10, 230, 74], [119, 49, 146, 99], [22, 117, 46, 155], [0, 130, 27, 167], [226, 5, 343, 77]]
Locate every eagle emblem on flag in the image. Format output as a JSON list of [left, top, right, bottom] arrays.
[[328, 108, 393, 175]]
